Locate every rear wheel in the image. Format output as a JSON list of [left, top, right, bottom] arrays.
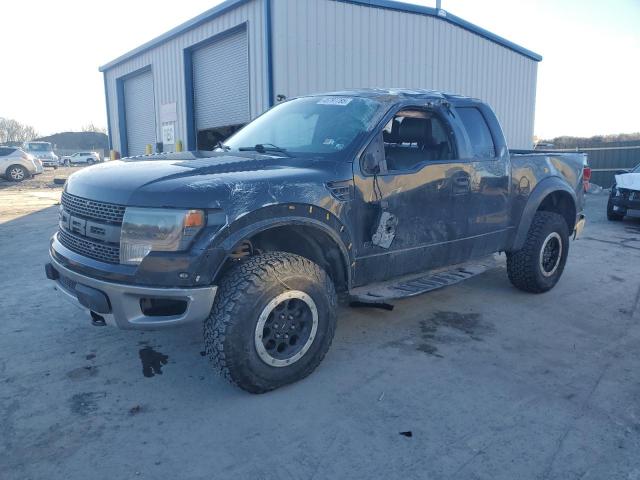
[[607, 198, 625, 221], [204, 252, 337, 393], [87, 159, 95, 165], [6, 165, 28, 182], [507, 211, 569, 293]]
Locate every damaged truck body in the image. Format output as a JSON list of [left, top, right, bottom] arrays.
[[46, 89, 586, 393]]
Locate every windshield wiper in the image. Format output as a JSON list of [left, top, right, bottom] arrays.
[[238, 143, 291, 157]]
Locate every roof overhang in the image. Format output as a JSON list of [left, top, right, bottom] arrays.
[[99, 0, 542, 72]]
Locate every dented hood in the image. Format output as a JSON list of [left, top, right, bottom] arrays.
[[615, 173, 640, 191], [63, 152, 349, 212]]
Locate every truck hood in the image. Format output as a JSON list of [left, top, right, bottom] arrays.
[[64, 151, 351, 211], [615, 173, 640, 191]]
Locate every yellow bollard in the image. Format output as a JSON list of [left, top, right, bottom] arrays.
[[110, 150, 116, 161], [145, 144, 153, 155], [175, 140, 183, 152]]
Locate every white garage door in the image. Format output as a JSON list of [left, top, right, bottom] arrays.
[[124, 70, 156, 156], [192, 28, 249, 131]]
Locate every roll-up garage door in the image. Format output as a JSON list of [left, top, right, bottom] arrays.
[[192, 28, 249, 135], [123, 70, 156, 156]]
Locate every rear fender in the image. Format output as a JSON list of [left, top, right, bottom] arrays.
[[509, 177, 577, 251]]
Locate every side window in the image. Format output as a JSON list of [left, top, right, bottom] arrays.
[[0, 147, 15, 156], [456, 107, 496, 159], [382, 109, 454, 172]]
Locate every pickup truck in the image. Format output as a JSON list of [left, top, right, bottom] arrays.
[[46, 89, 586, 393]]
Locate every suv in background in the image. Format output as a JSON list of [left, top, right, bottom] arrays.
[[62, 152, 101, 166], [0, 146, 43, 181], [23, 141, 60, 168]]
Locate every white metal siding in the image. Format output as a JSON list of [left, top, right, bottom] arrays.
[[103, 0, 267, 154], [123, 71, 156, 156], [193, 28, 250, 130], [270, 0, 538, 149]]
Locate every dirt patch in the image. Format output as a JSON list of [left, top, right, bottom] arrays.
[[69, 392, 106, 416], [0, 166, 85, 191], [417, 311, 494, 357]]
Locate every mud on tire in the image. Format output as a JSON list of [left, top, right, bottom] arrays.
[[506, 211, 570, 293], [204, 252, 337, 393]]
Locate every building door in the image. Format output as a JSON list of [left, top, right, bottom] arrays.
[[192, 28, 250, 150], [123, 70, 156, 156]]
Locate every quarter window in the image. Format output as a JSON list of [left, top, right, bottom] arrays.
[[457, 107, 496, 159]]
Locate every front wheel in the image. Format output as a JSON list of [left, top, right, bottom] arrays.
[[607, 198, 625, 221], [507, 211, 570, 293], [6, 165, 28, 182], [204, 252, 337, 393]]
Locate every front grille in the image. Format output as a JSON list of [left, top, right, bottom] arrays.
[[58, 229, 120, 264], [61, 191, 126, 225]]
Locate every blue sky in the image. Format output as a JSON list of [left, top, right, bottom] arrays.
[[1, 0, 638, 139]]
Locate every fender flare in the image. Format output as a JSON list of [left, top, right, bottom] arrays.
[[510, 176, 577, 251], [211, 204, 354, 287]]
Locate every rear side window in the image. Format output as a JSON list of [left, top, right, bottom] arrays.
[[457, 107, 496, 159], [0, 147, 16, 156]]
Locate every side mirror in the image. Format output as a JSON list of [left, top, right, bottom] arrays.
[[363, 152, 380, 175]]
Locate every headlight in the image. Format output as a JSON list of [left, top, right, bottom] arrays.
[[120, 208, 205, 265]]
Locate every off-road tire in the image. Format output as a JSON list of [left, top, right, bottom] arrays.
[[606, 198, 625, 221], [506, 211, 569, 293], [204, 252, 337, 393], [6, 164, 28, 182]]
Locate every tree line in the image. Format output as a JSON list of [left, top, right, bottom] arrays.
[[540, 132, 640, 149], [0, 117, 39, 143]]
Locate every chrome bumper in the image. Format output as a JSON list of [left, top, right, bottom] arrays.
[[573, 214, 586, 240], [48, 255, 217, 330]]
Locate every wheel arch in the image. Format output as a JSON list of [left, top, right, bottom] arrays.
[[213, 210, 353, 292], [510, 177, 577, 252]]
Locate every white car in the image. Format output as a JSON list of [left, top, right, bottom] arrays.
[[0, 146, 43, 181], [61, 152, 101, 166]]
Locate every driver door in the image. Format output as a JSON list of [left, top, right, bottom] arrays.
[[351, 107, 473, 286]]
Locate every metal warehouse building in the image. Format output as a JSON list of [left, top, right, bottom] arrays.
[[100, 0, 542, 156]]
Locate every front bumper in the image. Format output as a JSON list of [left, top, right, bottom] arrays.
[[46, 255, 217, 330], [610, 191, 640, 212], [41, 160, 59, 167]]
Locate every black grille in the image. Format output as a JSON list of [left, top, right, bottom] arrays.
[[58, 229, 120, 264], [58, 274, 78, 295], [61, 192, 126, 225]]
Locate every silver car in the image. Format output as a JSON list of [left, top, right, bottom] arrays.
[[0, 146, 43, 181]]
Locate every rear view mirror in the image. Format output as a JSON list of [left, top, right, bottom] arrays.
[[363, 152, 380, 175]]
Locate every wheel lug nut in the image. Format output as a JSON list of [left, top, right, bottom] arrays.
[[274, 323, 278, 328], [280, 314, 285, 319]]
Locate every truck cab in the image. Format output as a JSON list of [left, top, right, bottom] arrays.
[[46, 89, 585, 393], [23, 141, 59, 167]]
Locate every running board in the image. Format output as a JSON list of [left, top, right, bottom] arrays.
[[349, 255, 499, 303]]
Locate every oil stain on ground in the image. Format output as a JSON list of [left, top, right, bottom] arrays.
[[139, 347, 169, 377], [417, 311, 493, 357], [70, 392, 107, 416]]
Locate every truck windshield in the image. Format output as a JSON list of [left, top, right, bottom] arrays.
[[224, 96, 383, 156], [25, 143, 52, 152]]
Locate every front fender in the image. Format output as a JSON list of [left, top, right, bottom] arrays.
[[208, 203, 354, 285], [509, 176, 577, 251]]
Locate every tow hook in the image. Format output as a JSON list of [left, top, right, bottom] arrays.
[[91, 311, 106, 327]]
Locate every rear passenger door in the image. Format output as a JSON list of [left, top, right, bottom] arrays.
[[351, 106, 474, 285], [0, 147, 15, 173], [455, 105, 511, 252]]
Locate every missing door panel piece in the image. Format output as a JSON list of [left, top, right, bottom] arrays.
[[371, 211, 398, 249]]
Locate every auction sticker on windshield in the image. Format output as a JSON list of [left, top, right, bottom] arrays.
[[317, 97, 353, 106]]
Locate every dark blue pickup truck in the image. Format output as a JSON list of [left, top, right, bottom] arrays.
[[46, 89, 586, 392]]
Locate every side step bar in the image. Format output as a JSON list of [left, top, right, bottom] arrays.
[[349, 255, 499, 303]]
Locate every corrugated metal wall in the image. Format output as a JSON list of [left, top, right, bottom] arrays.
[[103, 0, 267, 153], [271, 0, 538, 149]]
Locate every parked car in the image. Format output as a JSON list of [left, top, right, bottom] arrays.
[[46, 89, 586, 393], [607, 163, 640, 221], [0, 146, 43, 181], [23, 141, 60, 168], [61, 152, 101, 166]]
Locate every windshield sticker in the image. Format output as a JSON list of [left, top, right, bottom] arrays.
[[317, 97, 353, 106], [323, 138, 335, 145]]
